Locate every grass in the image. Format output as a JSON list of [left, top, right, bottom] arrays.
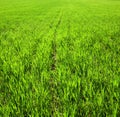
[[0, 0, 120, 116]]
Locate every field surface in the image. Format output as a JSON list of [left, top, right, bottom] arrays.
[[0, 0, 120, 116]]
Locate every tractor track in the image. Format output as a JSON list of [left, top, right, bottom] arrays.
[[50, 10, 63, 116]]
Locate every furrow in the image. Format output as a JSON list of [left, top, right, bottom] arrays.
[[50, 10, 63, 116]]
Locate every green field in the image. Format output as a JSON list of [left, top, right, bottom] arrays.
[[0, 0, 120, 116]]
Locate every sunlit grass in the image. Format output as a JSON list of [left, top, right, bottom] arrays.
[[0, 0, 120, 116]]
